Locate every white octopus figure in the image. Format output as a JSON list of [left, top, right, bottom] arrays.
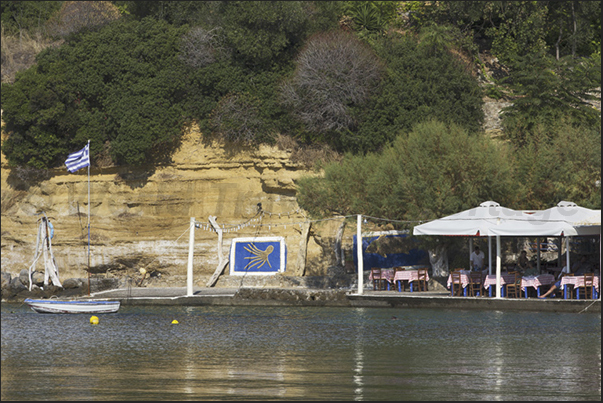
[[243, 243, 274, 270]]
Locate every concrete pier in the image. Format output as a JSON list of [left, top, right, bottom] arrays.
[[85, 287, 601, 314]]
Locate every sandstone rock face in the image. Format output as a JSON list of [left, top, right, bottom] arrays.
[[2, 125, 348, 288]]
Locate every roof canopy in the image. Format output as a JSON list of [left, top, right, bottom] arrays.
[[491, 201, 600, 237], [412, 201, 528, 236], [413, 201, 601, 237]]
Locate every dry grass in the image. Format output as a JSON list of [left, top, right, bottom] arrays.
[[1, 28, 61, 84], [94, 140, 114, 168], [275, 133, 342, 169]]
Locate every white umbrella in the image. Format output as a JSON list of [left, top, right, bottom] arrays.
[[413, 201, 601, 298], [413, 201, 528, 298], [413, 200, 524, 236], [490, 202, 601, 273]]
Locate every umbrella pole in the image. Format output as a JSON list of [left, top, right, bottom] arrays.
[[488, 236, 492, 275], [536, 237, 541, 272], [469, 238, 473, 269], [565, 236, 570, 272], [495, 236, 501, 298], [357, 214, 363, 295]]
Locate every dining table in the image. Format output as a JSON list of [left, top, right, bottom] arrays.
[[559, 275, 600, 299], [368, 268, 395, 290], [520, 274, 556, 298], [393, 268, 430, 292], [482, 272, 518, 297], [446, 270, 484, 296]]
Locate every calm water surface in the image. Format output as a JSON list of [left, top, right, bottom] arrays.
[[1, 303, 601, 400]]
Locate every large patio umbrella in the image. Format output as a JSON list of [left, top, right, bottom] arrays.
[[413, 201, 601, 299], [413, 201, 528, 298], [412, 201, 522, 237], [489, 202, 601, 273]]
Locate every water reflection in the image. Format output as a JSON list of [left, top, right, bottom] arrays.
[[1, 303, 600, 400], [353, 308, 367, 401]]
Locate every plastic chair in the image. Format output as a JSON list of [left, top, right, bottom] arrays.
[[450, 270, 463, 296], [371, 268, 386, 291], [468, 272, 483, 296], [505, 272, 522, 298], [574, 273, 595, 299]]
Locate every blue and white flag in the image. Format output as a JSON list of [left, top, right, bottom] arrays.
[[65, 143, 90, 173]]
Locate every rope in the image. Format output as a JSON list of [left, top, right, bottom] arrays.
[[577, 299, 599, 314]]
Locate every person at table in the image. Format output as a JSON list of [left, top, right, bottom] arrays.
[[538, 259, 582, 299], [517, 250, 539, 276], [470, 246, 485, 272]]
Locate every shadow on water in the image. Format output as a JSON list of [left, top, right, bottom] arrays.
[[2, 303, 601, 400]]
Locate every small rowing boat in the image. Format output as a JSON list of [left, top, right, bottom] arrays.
[[24, 298, 120, 314]]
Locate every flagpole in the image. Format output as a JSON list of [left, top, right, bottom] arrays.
[[87, 139, 91, 296]]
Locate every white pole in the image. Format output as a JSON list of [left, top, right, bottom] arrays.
[[488, 236, 492, 275], [87, 139, 91, 296], [495, 235, 502, 298], [536, 237, 541, 272], [469, 238, 473, 268], [565, 236, 571, 272], [357, 214, 363, 295], [187, 217, 195, 296]]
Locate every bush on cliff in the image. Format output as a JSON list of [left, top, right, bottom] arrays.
[[1, 17, 189, 168], [296, 120, 515, 221]]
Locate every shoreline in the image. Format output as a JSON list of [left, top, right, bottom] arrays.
[[5, 286, 600, 314]]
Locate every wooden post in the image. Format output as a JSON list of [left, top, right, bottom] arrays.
[[206, 216, 229, 287], [334, 218, 346, 267], [296, 222, 311, 276]]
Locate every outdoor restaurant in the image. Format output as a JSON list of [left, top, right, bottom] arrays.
[[368, 201, 600, 300]]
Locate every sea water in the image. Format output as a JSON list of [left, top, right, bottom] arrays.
[[1, 303, 600, 400]]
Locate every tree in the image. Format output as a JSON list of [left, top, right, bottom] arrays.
[[178, 26, 224, 69], [280, 30, 383, 147], [217, 1, 311, 68], [1, 17, 190, 168], [0, 1, 61, 36], [46, 1, 121, 39], [404, 1, 601, 60], [341, 1, 399, 34], [208, 92, 272, 144], [352, 33, 484, 153], [296, 120, 515, 222], [501, 51, 601, 145], [512, 123, 601, 210]]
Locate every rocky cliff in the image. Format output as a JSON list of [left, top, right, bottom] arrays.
[[1, 96, 519, 292], [1, 124, 354, 290]]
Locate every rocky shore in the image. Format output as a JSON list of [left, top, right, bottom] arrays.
[[1, 266, 450, 303]]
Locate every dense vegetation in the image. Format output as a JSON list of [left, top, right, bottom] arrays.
[[1, 1, 601, 222]]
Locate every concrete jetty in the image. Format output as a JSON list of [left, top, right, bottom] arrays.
[[85, 286, 601, 314]]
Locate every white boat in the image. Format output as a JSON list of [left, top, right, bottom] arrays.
[[24, 298, 120, 314]]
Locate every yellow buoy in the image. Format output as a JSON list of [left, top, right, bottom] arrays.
[[90, 316, 99, 325], [171, 319, 179, 324]]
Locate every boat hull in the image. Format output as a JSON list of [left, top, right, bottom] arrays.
[[24, 299, 120, 314]]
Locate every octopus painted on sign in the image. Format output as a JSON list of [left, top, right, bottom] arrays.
[[243, 243, 274, 270], [230, 237, 286, 275]]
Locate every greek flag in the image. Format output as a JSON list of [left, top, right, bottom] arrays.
[[65, 143, 90, 173]]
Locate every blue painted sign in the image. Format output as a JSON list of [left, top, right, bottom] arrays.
[[229, 237, 287, 275]]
